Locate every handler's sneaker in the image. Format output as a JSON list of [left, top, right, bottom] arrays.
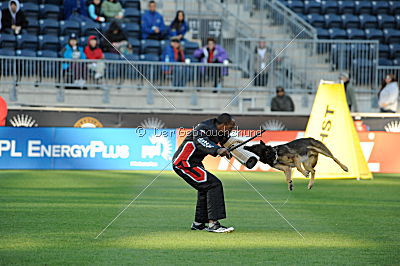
[[206, 221, 234, 233], [191, 222, 207, 231]]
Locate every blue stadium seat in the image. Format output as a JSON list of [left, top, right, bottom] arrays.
[[346, 28, 365, 40], [140, 54, 160, 61], [22, 2, 39, 18], [39, 19, 60, 36], [79, 36, 89, 47], [0, 34, 16, 49], [372, 1, 390, 15], [383, 29, 400, 44], [377, 15, 396, 29], [124, 53, 140, 61], [286, 0, 304, 14], [81, 21, 101, 37], [338, 1, 355, 14], [182, 41, 199, 55], [59, 36, 69, 49], [37, 50, 59, 58], [104, 53, 121, 60], [39, 4, 60, 20], [121, 23, 140, 39], [316, 28, 330, 39], [124, 8, 141, 24], [303, 1, 321, 14], [128, 38, 141, 54], [396, 15, 400, 30], [341, 14, 360, 29], [359, 15, 378, 29], [389, 1, 400, 16], [16, 34, 38, 50], [355, 1, 372, 15], [141, 39, 160, 55], [321, 1, 338, 14], [379, 58, 392, 66], [365, 29, 384, 42], [38, 35, 60, 51], [379, 44, 390, 59], [100, 22, 110, 32], [120, 0, 140, 9], [16, 49, 37, 57], [393, 58, 400, 65], [306, 14, 325, 28], [324, 14, 342, 28], [0, 48, 15, 56], [389, 44, 400, 59], [329, 28, 347, 39], [59, 20, 81, 36], [26, 18, 40, 35]]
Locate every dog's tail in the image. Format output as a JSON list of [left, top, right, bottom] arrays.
[[309, 138, 334, 157]]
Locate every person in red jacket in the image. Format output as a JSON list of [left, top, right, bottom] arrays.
[[0, 96, 8, 126], [84, 35, 105, 79]]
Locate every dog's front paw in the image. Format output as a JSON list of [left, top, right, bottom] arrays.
[[303, 171, 310, 178], [288, 180, 294, 191]]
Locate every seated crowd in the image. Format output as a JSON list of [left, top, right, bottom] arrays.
[[0, 0, 229, 87]]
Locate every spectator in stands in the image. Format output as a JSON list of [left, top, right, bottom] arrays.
[[101, 0, 123, 22], [0, 96, 7, 127], [162, 37, 186, 87], [253, 40, 270, 87], [62, 33, 87, 86], [194, 37, 229, 88], [168, 10, 189, 41], [339, 72, 357, 112], [1, 0, 27, 35], [141, 1, 166, 40], [378, 74, 399, 113], [271, 86, 295, 112], [85, 35, 105, 80], [64, 0, 88, 20], [103, 21, 130, 54], [88, 0, 106, 23]]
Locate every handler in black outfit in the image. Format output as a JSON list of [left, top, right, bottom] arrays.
[[172, 113, 236, 233]]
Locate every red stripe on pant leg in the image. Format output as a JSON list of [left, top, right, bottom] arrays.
[[173, 142, 195, 167], [180, 167, 207, 182]]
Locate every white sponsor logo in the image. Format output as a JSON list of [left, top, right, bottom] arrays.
[[197, 138, 213, 148], [141, 135, 172, 160]]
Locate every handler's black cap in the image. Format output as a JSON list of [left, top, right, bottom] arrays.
[[216, 113, 233, 124]]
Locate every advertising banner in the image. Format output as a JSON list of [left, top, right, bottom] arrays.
[[1, 128, 399, 173], [0, 127, 176, 170]]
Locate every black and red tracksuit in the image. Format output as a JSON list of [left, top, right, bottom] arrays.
[[173, 119, 229, 223]]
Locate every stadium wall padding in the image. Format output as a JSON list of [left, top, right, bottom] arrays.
[[0, 128, 399, 173]]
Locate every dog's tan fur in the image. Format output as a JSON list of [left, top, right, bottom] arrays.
[[244, 138, 349, 190]]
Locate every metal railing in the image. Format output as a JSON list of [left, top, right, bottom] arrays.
[[236, 38, 380, 90], [0, 56, 240, 103]]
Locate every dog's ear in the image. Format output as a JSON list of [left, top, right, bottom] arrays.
[[260, 140, 265, 145]]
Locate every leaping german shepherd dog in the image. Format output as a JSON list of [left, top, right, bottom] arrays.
[[244, 138, 348, 190]]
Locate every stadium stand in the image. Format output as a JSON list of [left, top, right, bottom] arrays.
[[282, 0, 400, 65]]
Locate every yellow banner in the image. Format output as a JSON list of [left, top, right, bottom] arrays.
[[293, 81, 372, 179]]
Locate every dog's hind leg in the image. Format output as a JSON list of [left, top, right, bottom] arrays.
[[308, 146, 349, 172], [303, 158, 316, 189]]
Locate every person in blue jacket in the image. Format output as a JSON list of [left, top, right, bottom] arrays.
[[168, 10, 189, 41], [161, 37, 186, 87], [141, 0, 166, 40], [62, 33, 87, 85]]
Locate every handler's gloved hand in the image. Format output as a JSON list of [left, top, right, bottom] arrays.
[[217, 148, 232, 159]]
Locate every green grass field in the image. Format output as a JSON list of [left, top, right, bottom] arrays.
[[0, 170, 399, 265]]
